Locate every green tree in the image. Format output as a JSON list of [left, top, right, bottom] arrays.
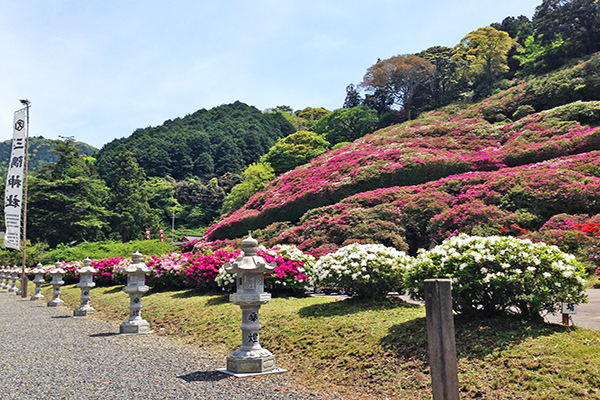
[[27, 138, 111, 246], [343, 84, 362, 108], [534, 0, 600, 59], [417, 46, 466, 108], [360, 54, 434, 120], [260, 131, 330, 175], [313, 106, 379, 145], [107, 150, 159, 242], [453, 27, 513, 95], [221, 163, 275, 214]]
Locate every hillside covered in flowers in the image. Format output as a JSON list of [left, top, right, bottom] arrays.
[[204, 55, 600, 264]]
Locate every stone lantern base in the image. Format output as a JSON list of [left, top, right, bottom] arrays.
[[120, 319, 151, 335], [47, 298, 64, 307], [73, 304, 96, 317], [217, 348, 287, 377]]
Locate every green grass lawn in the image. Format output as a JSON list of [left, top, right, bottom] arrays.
[[38, 283, 600, 399]]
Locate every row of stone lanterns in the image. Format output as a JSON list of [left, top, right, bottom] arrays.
[[1, 236, 283, 376], [1, 253, 154, 335], [0, 266, 20, 294]]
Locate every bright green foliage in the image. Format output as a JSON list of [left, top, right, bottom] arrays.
[[514, 35, 565, 74], [221, 163, 275, 214], [260, 131, 330, 175], [27, 138, 111, 246], [405, 234, 588, 320], [313, 106, 378, 145], [453, 27, 513, 95]]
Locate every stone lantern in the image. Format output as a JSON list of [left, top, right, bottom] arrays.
[[73, 257, 97, 317], [8, 266, 18, 293], [16, 268, 23, 296], [219, 233, 285, 376], [30, 263, 46, 301], [0, 267, 7, 289], [47, 262, 66, 307], [120, 250, 152, 335]]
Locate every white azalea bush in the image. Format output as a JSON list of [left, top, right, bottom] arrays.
[[312, 243, 415, 298], [404, 234, 588, 319]]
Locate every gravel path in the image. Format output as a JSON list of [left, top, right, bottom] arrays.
[[0, 291, 340, 400]]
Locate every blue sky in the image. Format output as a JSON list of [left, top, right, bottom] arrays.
[[1, 0, 542, 149]]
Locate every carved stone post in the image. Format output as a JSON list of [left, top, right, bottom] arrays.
[[219, 234, 286, 376], [30, 263, 46, 301], [47, 262, 66, 307], [8, 266, 18, 293], [120, 251, 152, 334], [73, 257, 97, 317]]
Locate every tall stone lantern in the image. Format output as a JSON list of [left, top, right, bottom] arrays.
[[73, 257, 97, 317], [219, 234, 285, 376], [30, 263, 46, 300], [120, 250, 152, 335], [47, 262, 66, 307]]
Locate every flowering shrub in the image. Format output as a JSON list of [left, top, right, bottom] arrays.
[[91, 257, 128, 286], [311, 243, 414, 298], [404, 234, 588, 319], [216, 245, 315, 294], [146, 253, 192, 289], [183, 249, 241, 290]]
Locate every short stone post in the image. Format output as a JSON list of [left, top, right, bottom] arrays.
[[219, 234, 285, 376], [30, 263, 46, 301], [73, 257, 97, 317], [8, 267, 18, 293], [120, 250, 152, 334], [424, 279, 460, 400], [47, 262, 66, 307]]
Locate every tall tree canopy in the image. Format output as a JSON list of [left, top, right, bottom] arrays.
[[453, 27, 513, 94], [27, 139, 111, 246], [360, 54, 434, 120], [261, 130, 330, 175]]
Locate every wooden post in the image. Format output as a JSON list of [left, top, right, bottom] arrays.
[[424, 279, 460, 400]]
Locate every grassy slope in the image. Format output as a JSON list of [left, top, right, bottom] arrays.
[[41, 283, 600, 399]]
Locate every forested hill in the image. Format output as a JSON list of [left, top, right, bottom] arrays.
[[95, 101, 295, 182], [0, 136, 96, 174]]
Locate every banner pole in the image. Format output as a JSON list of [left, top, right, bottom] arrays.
[[20, 99, 30, 298]]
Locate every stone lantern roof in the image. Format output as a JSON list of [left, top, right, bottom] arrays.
[[30, 263, 46, 275], [49, 261, 66, 275], [225, 233, 275, 274], [77, 257, 98, 274], [122, 250, 152, 274]]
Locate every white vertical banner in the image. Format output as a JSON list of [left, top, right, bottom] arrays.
[[4, 109, 27, 250]]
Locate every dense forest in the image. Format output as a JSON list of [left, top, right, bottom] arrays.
[[2, 0, 599, 262], [0, 136, 96, 177]]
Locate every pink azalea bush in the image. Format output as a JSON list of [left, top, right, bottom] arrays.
[[215, 245, 315, 294], [207, 102, 600, 241]]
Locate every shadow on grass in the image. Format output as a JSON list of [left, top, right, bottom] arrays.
[[178, 370, 229, 382], [298, 296, 420, 318], [380, 314, 574, 363], [99, 286, 124, 294]]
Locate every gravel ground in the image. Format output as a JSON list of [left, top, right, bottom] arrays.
[[0, 290, 343, 400]]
